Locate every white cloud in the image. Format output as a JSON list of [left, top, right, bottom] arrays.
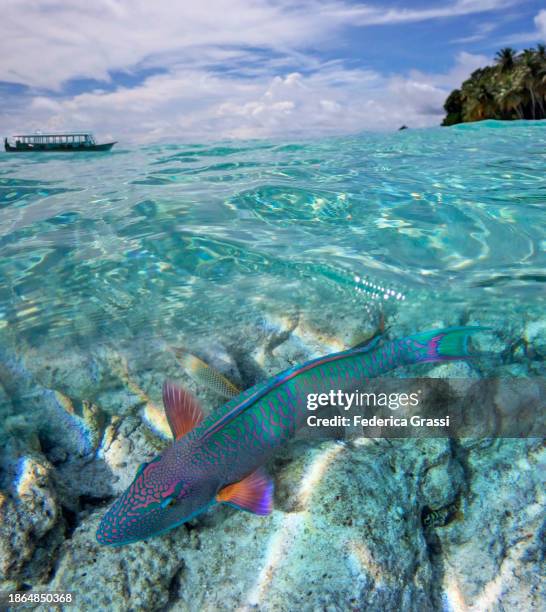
[[407, 51, 489, 88], [535, 9, 546, 40], [319, 0, 518, 26], [451, 21, 498, 43], [1, 0, 519, 89], [383, 51, 488, 121], [1, 1, 322, 89], [0, 1, 510, 141], [1, 53, 487, 142], [495, 8, 546, 45]]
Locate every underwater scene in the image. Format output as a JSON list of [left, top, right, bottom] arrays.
[[0, 120, 544, 611]]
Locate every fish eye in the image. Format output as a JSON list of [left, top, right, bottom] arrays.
[[161, 496, 177, 509]]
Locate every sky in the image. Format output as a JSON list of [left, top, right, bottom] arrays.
[[1, 0, 545, 143]]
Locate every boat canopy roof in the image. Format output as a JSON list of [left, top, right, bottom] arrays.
[[13, 132, 94, 138]]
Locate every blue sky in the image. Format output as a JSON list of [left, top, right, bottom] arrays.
[[1, 0, 545, 142]]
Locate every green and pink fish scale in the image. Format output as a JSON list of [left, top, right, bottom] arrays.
[[97, 326, 484, 545]]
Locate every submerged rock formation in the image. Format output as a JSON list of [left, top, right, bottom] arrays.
[[0, 309, 544, 611]]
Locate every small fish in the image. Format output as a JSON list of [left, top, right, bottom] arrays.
[[421, 499, 461, 529], [174, 349, 241, 399], [97, 327, 486, 545]]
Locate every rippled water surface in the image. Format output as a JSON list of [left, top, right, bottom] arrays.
[[1, 120, 545, 350]]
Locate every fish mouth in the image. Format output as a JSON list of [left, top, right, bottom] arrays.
[[96, 510, 160, 546], [96, 500, 215, 546], [96, 496, 159, 546]]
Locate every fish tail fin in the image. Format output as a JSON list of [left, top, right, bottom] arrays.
[[405, 326, 490, 364]]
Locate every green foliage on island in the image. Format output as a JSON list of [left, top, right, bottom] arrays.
[[442, 45, 546, 125]]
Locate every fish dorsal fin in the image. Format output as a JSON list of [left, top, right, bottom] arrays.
[[216, 468, 273, 515], [175, 349, 241, 399], [162, 380, 204, 440]]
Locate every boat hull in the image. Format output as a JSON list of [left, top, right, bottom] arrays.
[[4, 142, 116, 152]]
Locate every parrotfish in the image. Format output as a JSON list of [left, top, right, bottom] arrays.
[[96, 326, 485, 545]]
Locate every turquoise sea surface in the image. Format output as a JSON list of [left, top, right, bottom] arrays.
[[0, 120, 544, 611], [1, 120, 544, 355]]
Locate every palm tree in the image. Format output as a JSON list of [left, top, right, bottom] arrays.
[[461, 79, 496, 121], [495, 48, 517, 72], [495, 81, 524, 119], [442, 46, 546, 125], [535, 45, 546, 117]]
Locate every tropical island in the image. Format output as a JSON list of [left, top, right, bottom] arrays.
[[442, 45, 546, 125]]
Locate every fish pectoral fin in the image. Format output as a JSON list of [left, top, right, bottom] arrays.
[[216, 467, 274, 515], [162, 380, 205, 440]]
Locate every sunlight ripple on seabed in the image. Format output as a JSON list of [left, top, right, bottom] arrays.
[[242, 442, 345, 608]]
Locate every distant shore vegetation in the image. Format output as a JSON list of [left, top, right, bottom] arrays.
[[442, 45, 546, 126]]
